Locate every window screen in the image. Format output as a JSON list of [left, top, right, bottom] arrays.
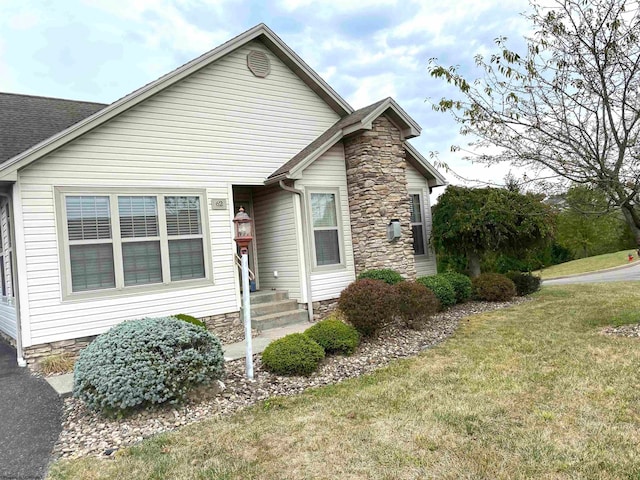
[[311, 193, 341, 266]]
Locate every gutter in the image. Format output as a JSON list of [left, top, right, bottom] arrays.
[[0, 190, 26, 367], [278, 180, 314, 322]]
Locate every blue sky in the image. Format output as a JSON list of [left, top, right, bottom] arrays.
[[0, 0, 533, 193]]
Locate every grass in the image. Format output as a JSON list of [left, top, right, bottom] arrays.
[[536, 249, 638, 279], [39, 353, 75, 375], [49, 283, 640, 479]]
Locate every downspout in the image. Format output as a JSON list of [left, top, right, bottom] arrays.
[[278, 180, 314, 322], [0, 190, 26, 367]]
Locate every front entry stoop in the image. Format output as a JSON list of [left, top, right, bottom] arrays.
[[242, 290, 309, 331]]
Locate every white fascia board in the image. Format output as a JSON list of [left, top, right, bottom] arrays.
[[359, 98, 421, 139], [0, 24, 353, 178], [404, 142, 448, 186]]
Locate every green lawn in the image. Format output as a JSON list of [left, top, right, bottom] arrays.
[[49, 283, 640, 480], [536, 249, 638, 279]]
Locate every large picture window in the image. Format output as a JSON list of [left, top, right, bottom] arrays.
[[409, 193, 427, 256], [60, 191, 208, 296], [310, 192, 341, 267]]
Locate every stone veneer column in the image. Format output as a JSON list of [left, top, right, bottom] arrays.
[[344, 115, 416, 279]]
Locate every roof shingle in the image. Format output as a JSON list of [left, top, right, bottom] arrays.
[[0, 92, 107, 164]]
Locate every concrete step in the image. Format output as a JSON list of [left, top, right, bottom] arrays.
[[247, 290, 289, 305], [242, 299, 299, 318], [252, 309, 309, 331]]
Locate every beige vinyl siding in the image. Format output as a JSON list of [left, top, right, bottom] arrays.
[[297, 143, 356, 301], [406, 162, 437, 277], [17, 40, 339, 346], [0, 303, 16, 339], [253, 187, 301, 300]]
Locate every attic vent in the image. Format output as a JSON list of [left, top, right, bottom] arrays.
[[247, 50, 271, 78]]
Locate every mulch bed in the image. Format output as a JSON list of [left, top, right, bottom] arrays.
[[53, 298, 528, 459]]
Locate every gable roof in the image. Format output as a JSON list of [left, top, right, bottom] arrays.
[[0, 93, 106, 164], [0, 23, 353, 180], [268, 97, 422, 182], [404, 141, 448, 187]]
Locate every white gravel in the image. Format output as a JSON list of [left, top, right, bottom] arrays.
[[601, 323, 640, 338], [53, 298, 527, 459]]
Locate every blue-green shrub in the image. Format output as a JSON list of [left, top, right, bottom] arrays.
[[357, 269, 404, 285], [440, 272, 472, 303], [73, 317, 224, 416], [261, 333, 325, 376], [305, 317, 360, 355], [417, 275, 456, 309]]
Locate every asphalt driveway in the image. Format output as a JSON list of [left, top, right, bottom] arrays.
[[0, 340, 63, 480], [544, 261, 640, 285]]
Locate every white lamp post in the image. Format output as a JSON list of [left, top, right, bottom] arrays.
[[233, 206, 254, 379]]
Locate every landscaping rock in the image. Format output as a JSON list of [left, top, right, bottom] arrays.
[[52, 298, 527, 458], [601, 324, 640, 338]]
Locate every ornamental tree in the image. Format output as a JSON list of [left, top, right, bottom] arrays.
[[429, 0, 640, 246], [432, 186, 556, 277]]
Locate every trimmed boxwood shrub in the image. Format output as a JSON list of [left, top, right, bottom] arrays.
[[173, 313, 207, 330], [338, 279, 398, 337], [416, 275, 456, 309], [472, 273, 517, 302], [73, 317, 224, 416], [395, 281, 440, 330], [440, 272, 472, 303], [506, 271, 542, 296], [357, 269, 404, 285], [305, 317, 360, 355], [261, 333, 325, 376]]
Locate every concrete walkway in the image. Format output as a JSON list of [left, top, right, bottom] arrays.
[[46, 321, 309, 397], [0, 340, 63, 480]]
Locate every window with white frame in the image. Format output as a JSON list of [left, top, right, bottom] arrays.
[[310, 192, 341, 267], [0, 199, 12, 299], [409, 193, 427, 256], [61, 192, 207, 295]]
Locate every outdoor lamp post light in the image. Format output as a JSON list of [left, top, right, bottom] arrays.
[[233, 206, 254, 379]]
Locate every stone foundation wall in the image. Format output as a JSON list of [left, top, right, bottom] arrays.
[[23, 336, 96, 370], [200, 311, 241, 335], [311, 299, 339, 322], [23, 311, 242, 370], [344, 116, 416, 279]]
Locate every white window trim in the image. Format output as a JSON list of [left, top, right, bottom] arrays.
[[306, 187, 346, 272], [0, 199, 14, 303], [55, 187, 214, 302], [409, 191, 429, 258]]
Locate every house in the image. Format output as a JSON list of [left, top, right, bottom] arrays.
[[0, 24, 446, 367]]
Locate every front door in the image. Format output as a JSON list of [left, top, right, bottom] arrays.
[[233, 188, 259, 290]]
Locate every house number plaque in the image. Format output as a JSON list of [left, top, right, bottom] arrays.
[[210, 198, 227, 210]]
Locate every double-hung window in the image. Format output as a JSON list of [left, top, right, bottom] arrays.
[[310, 192, 342, 267], [409, 193, 427, 256], [60, 191, 208, 298]]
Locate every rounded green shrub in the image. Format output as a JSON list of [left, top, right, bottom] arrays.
[[261, 333, 325, 376], [472, 273, 517, 302], [505, 271, 542, 296], [416, 275, 456, 309], [73, 317, 224, 416], [305, 317, 360, 355], [357, 269, 404, 285], [440, 271, 472, 303], [395, 281, 440, 329], [172, 313, 207, 330], [338, 279, 398, 337]]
